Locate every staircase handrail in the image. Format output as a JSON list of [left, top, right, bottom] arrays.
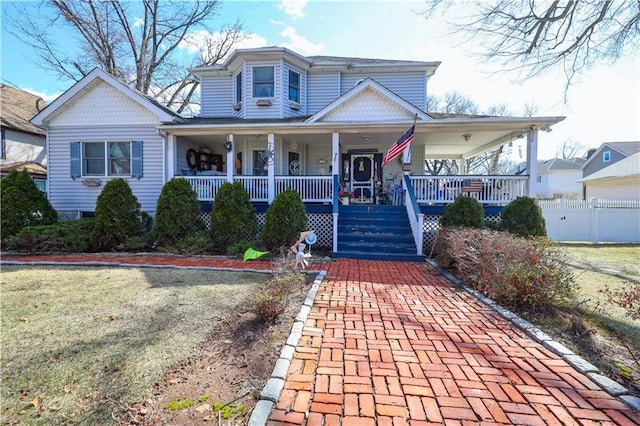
[[403, 174, 424, 256]]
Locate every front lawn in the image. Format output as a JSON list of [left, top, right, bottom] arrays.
[[0, 266, 269, 425]]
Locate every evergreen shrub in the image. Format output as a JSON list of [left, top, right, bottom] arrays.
[[501, 196, 546, 237], [210, 182, 257, 252], [262, 189, 307, 251], [90, 178, 145, 251], [1, 170, 57, 243], [154, 177, 204, 247], [7, 219, 94, 253], [439, 195, 485, 229]]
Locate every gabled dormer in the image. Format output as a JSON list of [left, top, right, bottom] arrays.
[[190, 46, 440, 120]]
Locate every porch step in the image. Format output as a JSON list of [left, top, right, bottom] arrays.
[[333, 205, 424, 262]]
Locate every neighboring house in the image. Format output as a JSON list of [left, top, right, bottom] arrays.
[[578, 152, 640, 201], [581, 141, 640, 178], [31, 46, 565, 259], [0, 85, 48, 189], [534, 157, 585, 199]]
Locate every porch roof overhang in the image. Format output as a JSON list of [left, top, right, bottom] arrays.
[[159, 115, 564, 159]]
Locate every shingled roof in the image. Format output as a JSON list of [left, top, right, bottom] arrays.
[[0, 84, 48, 135]]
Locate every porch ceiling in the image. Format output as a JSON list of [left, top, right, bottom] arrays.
[[168, 116, 563, 160]]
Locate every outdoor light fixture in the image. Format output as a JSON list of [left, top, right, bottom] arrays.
[[462, 133, 472, 141], [517, 134, 524, 139], [541, 124, 552, 132], [223, 140, 233, 151]]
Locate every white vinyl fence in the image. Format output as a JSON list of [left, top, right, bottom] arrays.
[[539, 198, 640, 243]]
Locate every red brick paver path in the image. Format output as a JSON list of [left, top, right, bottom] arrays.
[[3, 254, 639, 425]]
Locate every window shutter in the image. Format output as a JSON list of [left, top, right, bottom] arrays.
[[131, 140, 143, 178], [70, 141, 81, 179]]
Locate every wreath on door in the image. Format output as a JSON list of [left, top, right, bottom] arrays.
[[186, 148, 197, 170]]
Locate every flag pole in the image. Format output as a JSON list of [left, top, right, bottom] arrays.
[[402, 113, 418, 170]]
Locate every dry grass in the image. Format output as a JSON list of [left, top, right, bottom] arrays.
[[561, 243, 640, 342], [0, 265, 269, 425]]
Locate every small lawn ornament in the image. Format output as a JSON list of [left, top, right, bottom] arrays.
[[243, 247, 269, 262], [290, 231, 315, 269]]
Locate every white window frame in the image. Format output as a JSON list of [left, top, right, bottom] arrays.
[[82, 141, 132, 177], [288, 70, 300, 103], [235, 71, 243, 103], [252, 66, 275, 99]]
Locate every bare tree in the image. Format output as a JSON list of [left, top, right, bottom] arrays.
[[556, 138, 587, 159], [6, 0, 245, 114], [419, 1, 640, 97]]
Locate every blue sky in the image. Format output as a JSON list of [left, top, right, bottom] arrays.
[[1, 0, 639, 160]]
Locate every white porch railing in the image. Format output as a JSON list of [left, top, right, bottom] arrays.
[[234, 176, 269, 202], [184, 175, 333, 203], [184, 176, 227, 202], [403, 175, 424, 256], [410, 175, 528, 205], [275, 176, 333, 202]]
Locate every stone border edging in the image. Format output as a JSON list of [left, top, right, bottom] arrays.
[[426, 259, 640, 415], [248, 270, 328, 426]]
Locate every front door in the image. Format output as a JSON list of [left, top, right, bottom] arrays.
[[351, 154, 374, 203]]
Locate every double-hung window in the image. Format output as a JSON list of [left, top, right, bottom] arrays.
[[288, 70, 300, 103], [235, 71, 243, 103], [71, 140, 143, 178], [253, 66, 274, 98]]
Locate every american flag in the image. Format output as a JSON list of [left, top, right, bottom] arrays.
[[381, 125, 415, 167]]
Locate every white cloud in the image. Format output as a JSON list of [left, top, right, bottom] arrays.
[[270, 19, 284, 26], [279, 26, 323, 55], [23, 88, 60, 103], [278, 0, 307, 20]]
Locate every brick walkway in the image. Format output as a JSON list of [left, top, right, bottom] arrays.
[[3, 254, 639, 425]]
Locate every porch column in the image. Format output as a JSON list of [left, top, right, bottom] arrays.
[[526, 128, 539, 197], [267, 133, 275, 203], [226, 134, 234, 183], [332, 133, 340, 254], [458, 158, 466, 175], [332, 133, 340, 179], [165, 133, 176, 180]]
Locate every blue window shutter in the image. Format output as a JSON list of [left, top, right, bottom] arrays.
[[131, 140, 143, 178], [70, 141, 81, 179]]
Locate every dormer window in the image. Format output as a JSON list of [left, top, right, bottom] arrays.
[[288, 70, 300, 103], [603, 150, 611, 162], [253, 66, 274, 98]]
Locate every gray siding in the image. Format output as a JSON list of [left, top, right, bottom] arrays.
[[282, 62, 307, 117], [307, 73, 340, 114], [583, 149, 629, 177], [48, 125, 164, 215], [340, 72, 426, 110], [245, 62, 282, 119], [200, 76, 233, 117]]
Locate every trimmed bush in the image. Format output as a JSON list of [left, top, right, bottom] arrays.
[[6, 219, 94, 253], [262, 189, 307, 251], [210, 182, 257, 252], [501, 196, 546, 237], [432, 227, 576, 313], [90, 178, 145, 251], [154, 177, 204, 247], [439, 195, 485, 229], [1, 170, 57, 243]]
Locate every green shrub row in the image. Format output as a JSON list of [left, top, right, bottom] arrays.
[[3, 176, 308, 255]]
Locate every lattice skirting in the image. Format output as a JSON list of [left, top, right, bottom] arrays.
[[422, 214, 501, 256], [198, 212, 334, 250]]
